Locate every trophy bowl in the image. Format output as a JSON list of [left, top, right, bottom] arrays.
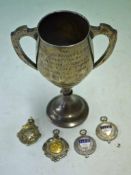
[[11, 11, 117, 128]]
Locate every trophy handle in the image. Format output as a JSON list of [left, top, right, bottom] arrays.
[[11, 25, 38, 70], [90, 23, 117, 69]]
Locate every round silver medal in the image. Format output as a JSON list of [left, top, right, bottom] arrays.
[[74, 129, 96, 158], [96, 116, 118, 143]]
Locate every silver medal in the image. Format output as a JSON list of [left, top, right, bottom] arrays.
[[96, 116, 118, 143], [74, 129, 96, 158]]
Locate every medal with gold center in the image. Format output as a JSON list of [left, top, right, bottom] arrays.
[[42, 129, 69, 161], [96, 116, 118, 143]]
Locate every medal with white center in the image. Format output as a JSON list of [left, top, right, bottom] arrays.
[[74, 129, 96, 158], [96, 116, 118, 143]]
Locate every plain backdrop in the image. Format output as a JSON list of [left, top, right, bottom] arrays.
[[0, 0, 131, 175]]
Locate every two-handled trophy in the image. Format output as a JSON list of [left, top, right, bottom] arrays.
[[11, 11, 117, 128]]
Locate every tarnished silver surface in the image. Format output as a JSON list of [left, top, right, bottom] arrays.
[[11, 11, 117, 128], [74, 129, 96, 158], [96, 116, 118, 143], [47, 92, 89, 128], [42, 129, 69, 162]]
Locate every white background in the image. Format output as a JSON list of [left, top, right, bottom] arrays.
[[0, 0, 131, 175]]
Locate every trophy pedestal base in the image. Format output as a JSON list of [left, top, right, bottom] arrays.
[[47, 93, 89, 128]]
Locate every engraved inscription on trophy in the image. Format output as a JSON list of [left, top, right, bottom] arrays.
[[38, 43, 93, 87], [11, 10, 117, 128]]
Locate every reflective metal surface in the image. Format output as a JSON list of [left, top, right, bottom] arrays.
[[96, 116, 118, 143], [47, 91, 89, 128], [17, 118, 41, 145], [11, 11, 117, 128], [74, 129, 96, 158], [42, 129, 69, 162]]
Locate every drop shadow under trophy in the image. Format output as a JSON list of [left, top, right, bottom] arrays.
[[11, 11, 117, 128]]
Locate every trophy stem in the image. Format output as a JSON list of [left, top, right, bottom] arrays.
[[60, 88, 73, 96], [47, 89, 89, 128]]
